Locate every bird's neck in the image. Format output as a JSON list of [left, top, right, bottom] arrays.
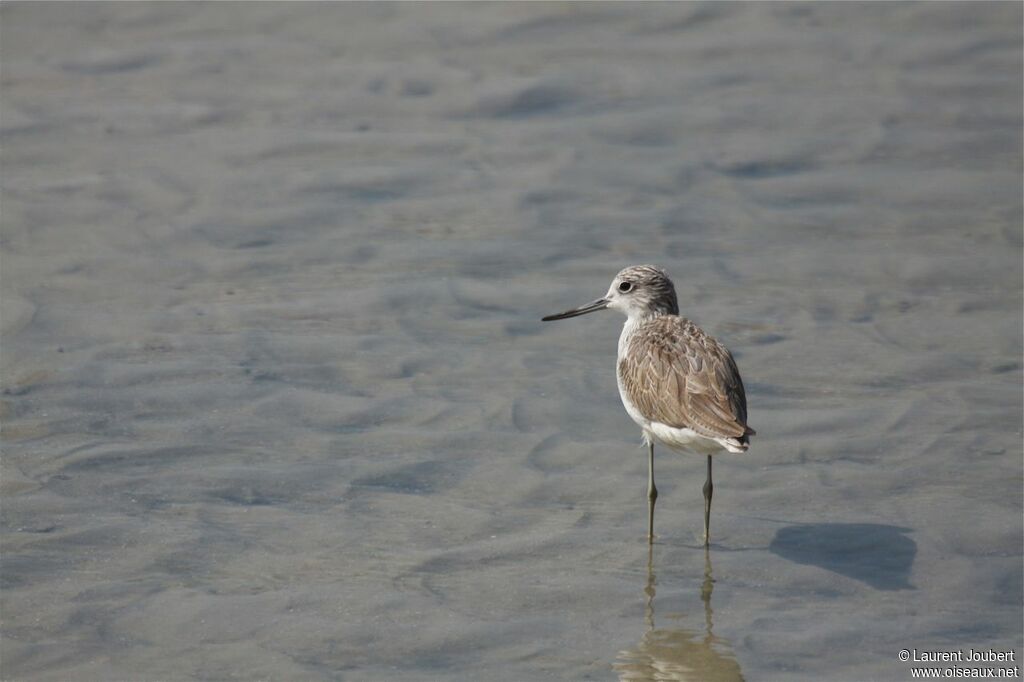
[[618, 310, 668, 356], [627, 308, 671, 325]]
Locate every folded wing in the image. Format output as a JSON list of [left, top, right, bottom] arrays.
[[619, 317, 754, 442]]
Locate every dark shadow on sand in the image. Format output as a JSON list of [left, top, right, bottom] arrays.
[[769, 523, 916, 590]]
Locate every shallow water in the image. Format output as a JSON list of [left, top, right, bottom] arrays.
[[2, 3, 1021, 680]]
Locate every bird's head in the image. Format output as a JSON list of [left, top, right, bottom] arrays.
[[542, 265, 679, 322]]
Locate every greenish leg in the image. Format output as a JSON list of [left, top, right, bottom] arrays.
[[647, 441, 657, 544], [702, 455, 713, 547]]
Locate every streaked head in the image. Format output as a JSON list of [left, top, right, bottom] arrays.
[[542, 265, 679, 322]]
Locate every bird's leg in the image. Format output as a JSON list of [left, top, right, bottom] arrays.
[[702, 455, 713, 547], [647, 441, 657, 544]]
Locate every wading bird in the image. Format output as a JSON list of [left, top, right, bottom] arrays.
[[542, 265, 754, 546]]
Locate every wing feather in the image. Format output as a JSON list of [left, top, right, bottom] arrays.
[[619, 317, 754, 441]]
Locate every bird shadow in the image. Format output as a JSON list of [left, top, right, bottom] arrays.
[[768, 522, 917, 591]]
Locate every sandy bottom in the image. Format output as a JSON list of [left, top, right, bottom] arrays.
[[2, 3, 1021, 680]]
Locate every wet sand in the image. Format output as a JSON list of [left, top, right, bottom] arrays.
[[2, 3, 1021, 680]]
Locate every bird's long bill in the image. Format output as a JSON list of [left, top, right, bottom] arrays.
[[541, 298, 609, 321]]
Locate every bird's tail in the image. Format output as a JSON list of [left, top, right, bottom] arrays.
[[724, 425, 756, 453]]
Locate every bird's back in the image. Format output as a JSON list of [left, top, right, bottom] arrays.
[[617, 315, 754, 452]]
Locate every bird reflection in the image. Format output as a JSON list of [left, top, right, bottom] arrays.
[[614, 547, 744, 682]]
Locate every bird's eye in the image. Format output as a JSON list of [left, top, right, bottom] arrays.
[[618, 281, 633, 293]]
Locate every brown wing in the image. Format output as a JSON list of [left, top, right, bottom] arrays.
[[619, 316, 754, 440]]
